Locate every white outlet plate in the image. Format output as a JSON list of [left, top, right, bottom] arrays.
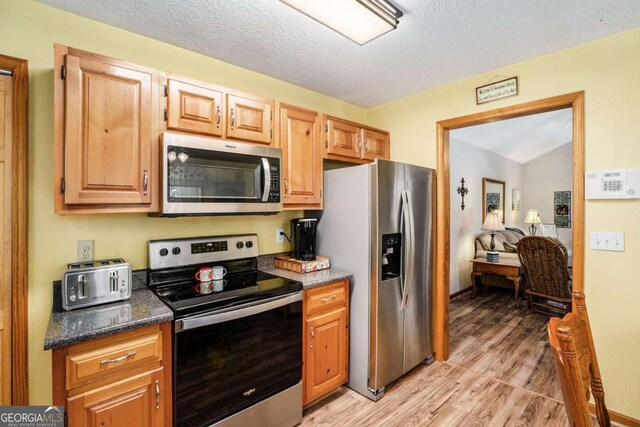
[[276, 228, 285, 244], [76, 240, 94, 261], [590, 232, 624, 252]]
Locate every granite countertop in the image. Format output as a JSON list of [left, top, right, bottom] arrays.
[[258, 254, 352, 289], [44, 272, 173, 351]]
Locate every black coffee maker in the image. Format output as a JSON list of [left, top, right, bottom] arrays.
[[290, 218, 317, 261]]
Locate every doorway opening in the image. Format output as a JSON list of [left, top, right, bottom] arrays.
[[434, 92, 585, 366], [446, 106, 574, 401], [0, 53, 29, 405]]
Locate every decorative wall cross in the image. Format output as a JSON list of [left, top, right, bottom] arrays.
[[457, 178, 469, 210]]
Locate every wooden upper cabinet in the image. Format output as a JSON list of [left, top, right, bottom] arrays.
[[323, 116, 390, 163], [325, 117, 361, 159], [362, 128, 390, 161], [225, 93, 273, 145], [166, 78, 223, 137], [280, 104, 322, 209], [55, 45, 159, 213]]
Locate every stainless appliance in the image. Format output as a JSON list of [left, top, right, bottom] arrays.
[[62, 258, 132, 311], [159, 132, 282, 216], [317, 159, 434, 401], [148, 234, 303, 427], [290, 218, 317, 261]]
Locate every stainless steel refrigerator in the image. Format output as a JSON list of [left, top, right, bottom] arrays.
[[316, 159, 434, 401]]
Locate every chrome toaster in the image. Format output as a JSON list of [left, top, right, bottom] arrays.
[[62, 258, 132, 311]]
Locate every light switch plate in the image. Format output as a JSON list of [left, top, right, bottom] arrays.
[[590, 232, 624, 251]]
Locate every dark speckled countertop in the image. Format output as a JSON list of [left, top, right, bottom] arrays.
[[44, 271, 173, 351], [258, 253, 352, 289]]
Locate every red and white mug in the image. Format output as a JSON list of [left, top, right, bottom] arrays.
[[195, 267, 213, 282]]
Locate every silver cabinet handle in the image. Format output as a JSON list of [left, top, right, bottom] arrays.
[[155, 380, 160, 410], [321, 295, 337, 303], [230, 108, 235, 129], [143, 170, 149, 195], [100, 351, 136, 365], [284, 178, 289, 195], [216, 105, 221, 128], [310, 327, 314, 348], [357, 137, 362, 152]]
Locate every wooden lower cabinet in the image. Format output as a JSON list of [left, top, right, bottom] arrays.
[[303, 280, 349, 405], [67, 368, 165, 427], [53, 323, 172, 427]]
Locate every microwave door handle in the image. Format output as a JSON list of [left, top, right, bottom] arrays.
[[261, 158, 271, 202]]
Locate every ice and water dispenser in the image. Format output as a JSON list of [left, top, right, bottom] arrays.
[[381, 233, 402, 280]]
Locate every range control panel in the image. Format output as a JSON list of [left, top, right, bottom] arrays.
[[149, 234, 259, 270], [191, 241, 228, 254]]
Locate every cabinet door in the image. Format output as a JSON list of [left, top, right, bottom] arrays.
[[325, 118, 361, 159], [226, 93, 273, 144], [362, 128, 390, 161], [63, 54, 155, 205], [167, 78, 223, 137], [280, 105, 322, 208], [304, 308, 348, 405], [67, 369, 165, 427]]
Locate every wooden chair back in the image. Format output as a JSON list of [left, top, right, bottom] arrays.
[[548, 291, 610, 426], [518, 236, 572, 314]]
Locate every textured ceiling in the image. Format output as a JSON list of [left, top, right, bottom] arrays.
[[36, 0, 640, 107], [451, 108, 572, 164]]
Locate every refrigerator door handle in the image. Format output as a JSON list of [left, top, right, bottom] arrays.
[[404, 190, 416, 307], [401, 190, 413, 309]]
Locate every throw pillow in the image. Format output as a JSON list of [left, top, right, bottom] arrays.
[[504, 242, 518, 253], [501, 230, 520, 244]]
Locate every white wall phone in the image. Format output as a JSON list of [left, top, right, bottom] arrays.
[[585, 169, 640, 199]]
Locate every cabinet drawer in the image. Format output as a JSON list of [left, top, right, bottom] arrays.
[[305, 281, 348, 317], [66, 328, 163, 390]]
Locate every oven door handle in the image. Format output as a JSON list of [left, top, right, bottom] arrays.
[[175, 292, 302, 332], [261, 158, 271, 202]]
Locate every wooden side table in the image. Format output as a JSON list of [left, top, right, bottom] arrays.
[[470, 257, 522, 306]]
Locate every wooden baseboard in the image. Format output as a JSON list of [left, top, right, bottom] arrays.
[[450, 286, 473, 300], [589, 403, 640, 427]]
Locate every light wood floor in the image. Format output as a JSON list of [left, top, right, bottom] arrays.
[[301, 288, 576, 426]]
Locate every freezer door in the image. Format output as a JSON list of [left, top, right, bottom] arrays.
[[369, 160, 405, 392], [402, 164, 434, 371]]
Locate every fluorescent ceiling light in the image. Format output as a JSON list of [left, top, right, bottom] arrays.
[[280, 0, 403, 45]]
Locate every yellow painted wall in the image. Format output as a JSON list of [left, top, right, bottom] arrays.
[[368, 29, 640, 418], [0, 0, 367, 405]]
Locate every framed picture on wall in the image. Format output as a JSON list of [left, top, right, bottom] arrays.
[[541, 223, 558, 238], [554, 191, 571, 228], [482, 177, 505, 223], [512, 188, 520, 211]]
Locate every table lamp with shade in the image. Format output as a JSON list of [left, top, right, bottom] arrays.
[[482, 212, 505, 262], [524, 209, 542, 236]]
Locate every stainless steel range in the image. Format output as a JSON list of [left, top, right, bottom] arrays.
[[148, 234, 303, 427]]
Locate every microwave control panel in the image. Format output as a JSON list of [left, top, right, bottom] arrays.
[[268, 161, 281, 202]]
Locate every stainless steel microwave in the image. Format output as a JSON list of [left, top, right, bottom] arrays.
[[159, 132, 282, 216]]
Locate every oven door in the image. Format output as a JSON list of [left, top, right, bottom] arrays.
[[161, 132, 282, 216], [174, 292, 302, 427]]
